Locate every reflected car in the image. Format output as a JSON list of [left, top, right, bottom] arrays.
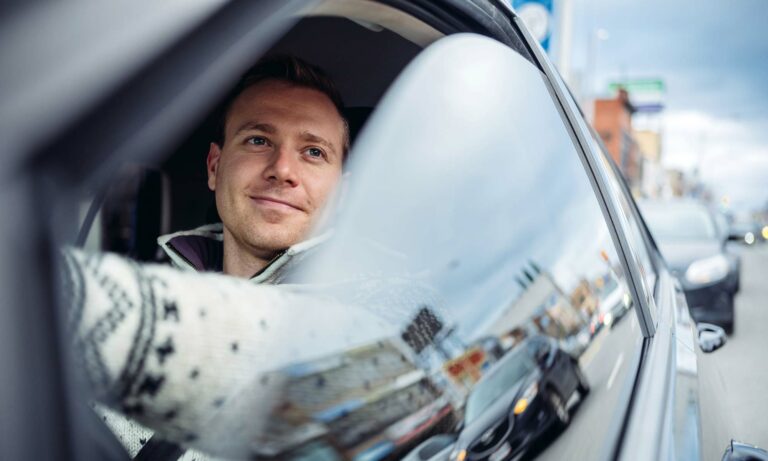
[[450, 336, 589, 461], [640, 200, 739, 332], [589, 273, 632, 336]]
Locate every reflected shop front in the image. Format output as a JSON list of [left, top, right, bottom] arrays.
[[240, 51, 645, 461]]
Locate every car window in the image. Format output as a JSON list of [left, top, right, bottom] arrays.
[[275, 34, 644, 461]]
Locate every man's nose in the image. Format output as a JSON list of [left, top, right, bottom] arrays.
[[262, 145, 299, 187]]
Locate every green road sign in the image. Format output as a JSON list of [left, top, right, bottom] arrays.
[[608, 79, 665, 94]]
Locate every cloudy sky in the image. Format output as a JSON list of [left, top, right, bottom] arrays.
[[541, 0, 768, 212]]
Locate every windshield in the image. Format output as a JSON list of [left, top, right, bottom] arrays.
[[641, 203, 718, 241], [464, 348, 536, 424]]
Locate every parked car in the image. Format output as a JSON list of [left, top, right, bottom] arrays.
[[639, 200, 739, 333], [451, 336, 589, 461], [1, 1, 765, 461]]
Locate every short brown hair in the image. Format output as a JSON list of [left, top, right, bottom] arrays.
[[216, 55, 350, 158]]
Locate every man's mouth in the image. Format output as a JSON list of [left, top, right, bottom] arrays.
[[249, 196, 304, 212]]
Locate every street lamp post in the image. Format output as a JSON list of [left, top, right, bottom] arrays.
[[586, 27, 609, 122]]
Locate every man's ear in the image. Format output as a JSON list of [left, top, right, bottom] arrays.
[[206, 142, 222, 191]]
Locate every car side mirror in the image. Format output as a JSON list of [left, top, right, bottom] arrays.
[[697, 322, 727, 353], [722, 440, 768, 461]]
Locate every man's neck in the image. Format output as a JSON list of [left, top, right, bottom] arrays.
[[221, 234, 279, 279]]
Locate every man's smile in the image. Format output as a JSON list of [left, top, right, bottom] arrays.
[[249, 195, 305, 212]]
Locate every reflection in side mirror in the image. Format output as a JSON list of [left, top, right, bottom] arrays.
[[722, 439, 768, 461], [698, 322, 727, 353]]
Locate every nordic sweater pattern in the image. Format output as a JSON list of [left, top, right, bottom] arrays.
[[60, 246, 433, 459]]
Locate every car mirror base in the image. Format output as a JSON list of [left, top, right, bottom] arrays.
[[697, 322, 727, 353], [722, 439, 768, 461]]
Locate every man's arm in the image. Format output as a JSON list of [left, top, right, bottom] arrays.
[[58, 248, 386, 458]]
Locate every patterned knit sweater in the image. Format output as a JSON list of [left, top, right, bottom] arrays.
[[59, 225, 435, 459]]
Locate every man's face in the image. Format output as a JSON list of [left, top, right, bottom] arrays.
[[207, 79, 345, 258]]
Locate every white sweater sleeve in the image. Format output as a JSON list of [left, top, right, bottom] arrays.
[[59, 248, 394, 458]]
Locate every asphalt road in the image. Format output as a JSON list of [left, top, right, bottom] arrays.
[[698, 244, 768, 460]]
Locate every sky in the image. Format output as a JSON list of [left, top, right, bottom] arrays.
[[542, 0, 768, 213]]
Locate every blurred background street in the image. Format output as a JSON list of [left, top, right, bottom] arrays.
[[699, 243, 768, 460]]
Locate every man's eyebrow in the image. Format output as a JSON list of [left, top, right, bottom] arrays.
[[233, 122, 277, 136], [300, 131, 338, 155]]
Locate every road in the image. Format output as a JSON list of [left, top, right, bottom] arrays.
[[698, 244, 768, 460]]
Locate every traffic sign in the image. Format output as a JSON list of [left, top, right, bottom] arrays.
[[513, 0, 554, 51]]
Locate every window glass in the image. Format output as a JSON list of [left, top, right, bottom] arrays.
[[273, 35, 645, 461]]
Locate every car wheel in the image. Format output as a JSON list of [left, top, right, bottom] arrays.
[[574, 363, 590, 397], [547, 390, 570, 427]]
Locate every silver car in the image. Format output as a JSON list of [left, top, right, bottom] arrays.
[[0, 1, 763, 460]]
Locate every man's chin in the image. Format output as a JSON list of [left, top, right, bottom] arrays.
[[245, 228, 307, 252]]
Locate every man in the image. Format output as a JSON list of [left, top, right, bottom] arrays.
[[159, 55, 349, 280], [63, 56, 360, 460]]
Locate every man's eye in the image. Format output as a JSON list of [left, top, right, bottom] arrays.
[[246, 136, 268, 146], [306, 147, 325, 158]]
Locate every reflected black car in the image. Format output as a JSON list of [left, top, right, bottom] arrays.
[[640, 200, 739, 333], [451, 336, 589, 461]]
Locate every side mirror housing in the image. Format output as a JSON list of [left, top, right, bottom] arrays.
[[722, 440, 768, 461], [697, 322, 727, 353]]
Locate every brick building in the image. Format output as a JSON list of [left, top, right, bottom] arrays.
[[593, 89, 642, 191]]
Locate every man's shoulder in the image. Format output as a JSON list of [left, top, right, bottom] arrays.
[[157, 223, 224, 247]]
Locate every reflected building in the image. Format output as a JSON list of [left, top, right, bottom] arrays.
[[259, 337, 455, 461], [485, 262, 587, 349], [570, 278, 598, 318]]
